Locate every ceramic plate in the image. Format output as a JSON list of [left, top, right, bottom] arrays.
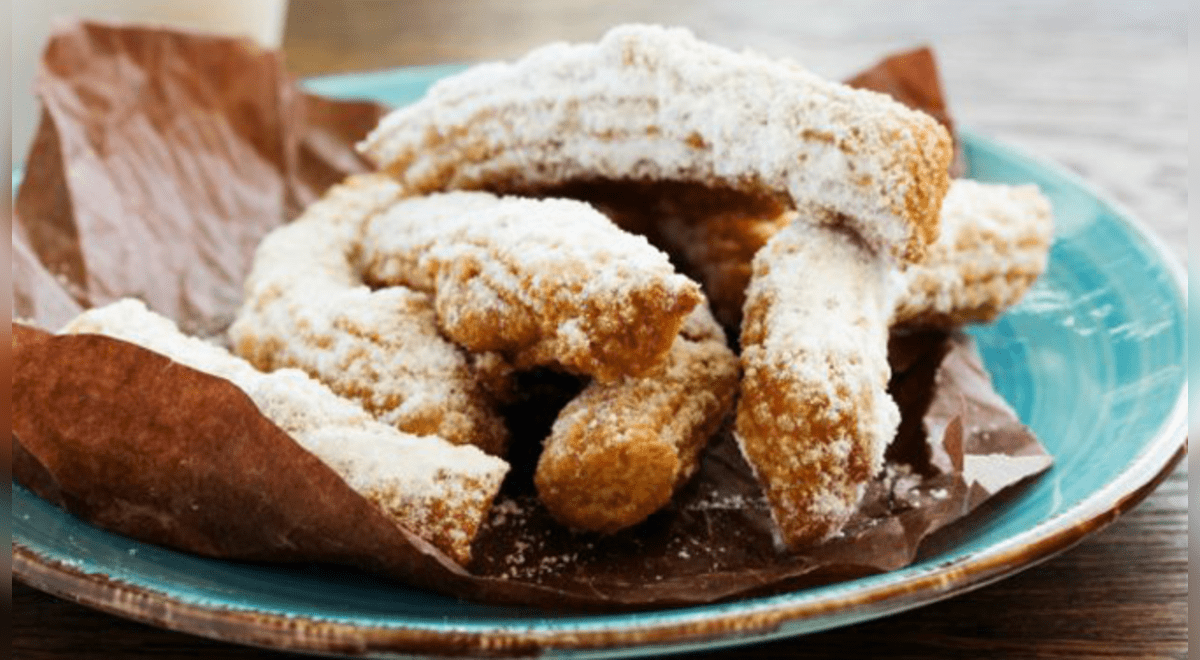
[[12, 66, 1189, 658]]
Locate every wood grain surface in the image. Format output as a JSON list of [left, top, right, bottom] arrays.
[[13, 1, 1189, 658]]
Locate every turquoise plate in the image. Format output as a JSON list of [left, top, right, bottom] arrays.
[[12, 67, 1189, 658]]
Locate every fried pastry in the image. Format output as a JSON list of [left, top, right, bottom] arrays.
[[734, 181, 1052, 547], [228, 175, 510, 455], [65, 299, 509, 565], [631, 179, 1052, 330], [529, 180, 792, 330], [360, 24, 952, 264], [358, 191, 703, 382], [534, 304, 739, 533], [657, 207, 796, 331], [736, 218, 900, 549], [891, 180, 1054, 326]]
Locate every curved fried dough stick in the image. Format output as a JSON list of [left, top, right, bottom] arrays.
[[358, 191, 702, 382], [735, 182, 1053, 547], [229, 175, 510, 456], [65, 299, 509, 565], [534, 304, 739, 533], [643, 179, 1052, 329], [736, 219, 900, 549], [360, 24, 952, 264]]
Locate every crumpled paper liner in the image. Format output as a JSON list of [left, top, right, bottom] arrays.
[[12, 21, 1051, 609], [12, 323, 470, 584], [13, 20, 384, 336], [461, 330, 1050, 606]]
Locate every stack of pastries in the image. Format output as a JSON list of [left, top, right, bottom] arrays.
[[62, 25, 1052, 562]]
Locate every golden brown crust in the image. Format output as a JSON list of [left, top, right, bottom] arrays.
[[527, 179, 791, 330], [733, 181, 1052, 547], [736, 357, 879, 545], [65, 299, 509, 565], [590, 179, 1052, 332], [896, 121, 955, 261], [361, 25, 952, 265], [535, 305, 739, 533], [357, 191, 703, 382], [891, 180, 1054, 327], [229, 175, 511, 455], [735, 220, 899, 548]]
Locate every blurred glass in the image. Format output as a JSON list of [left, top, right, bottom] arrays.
[[4, 1, 14, 615], [3, 0, 11, 181], [11, 0, 290, 163], [5, 0, 13, 339]]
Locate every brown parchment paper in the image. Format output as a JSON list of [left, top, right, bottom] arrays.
[[12, 21, 1051, 609], [13, 20, 385, 336]]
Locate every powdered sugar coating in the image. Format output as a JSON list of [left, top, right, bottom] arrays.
[[643, 179, 1052, 329], [733, 181, 1052, 548], [360, 24, 952, 263], [892, 180, 1054, 326], [534, 304, 739, 533], [228, 175, 509, 455], [64, 299, 509, 565], [359, 191, 702, 382], [735, 218, 899, 549]]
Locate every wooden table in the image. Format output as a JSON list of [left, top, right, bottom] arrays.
[[13, 1, 1189, 658]]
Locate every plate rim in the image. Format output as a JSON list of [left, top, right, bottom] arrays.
[[11, 114, 1189, 658], [13, 443, 1186, 657]]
